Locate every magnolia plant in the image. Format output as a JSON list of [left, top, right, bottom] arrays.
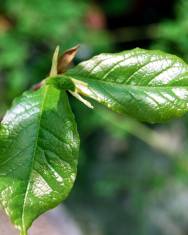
[[0, 45, 188, 235]]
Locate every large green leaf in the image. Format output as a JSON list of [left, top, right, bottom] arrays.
[[66, 48, 188, 123], [0, 85, 79, 235]]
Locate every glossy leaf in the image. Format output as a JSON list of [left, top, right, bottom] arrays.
[[0, 85, 79, 235], [66, 48, 188, 123]]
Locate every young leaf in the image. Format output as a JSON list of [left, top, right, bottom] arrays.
[[66, 48, 188, 123], [0, 85, 79, 234]]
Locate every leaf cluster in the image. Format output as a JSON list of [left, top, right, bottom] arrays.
[[1, 46, 188, 234]]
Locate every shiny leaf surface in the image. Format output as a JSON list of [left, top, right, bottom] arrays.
[[0, 85, 79, 234], [67, 48, 188, 122]]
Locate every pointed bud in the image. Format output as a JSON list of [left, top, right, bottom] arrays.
[[49, 46, 60, 76], [57, 45, 80, 74]]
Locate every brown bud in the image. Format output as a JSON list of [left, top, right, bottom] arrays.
[[57, 45, 79, 74]]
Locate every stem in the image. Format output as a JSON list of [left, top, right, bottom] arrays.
[[97, 108, 177, 157], [69, 90, 94, 109], [20, 229, 27, 235]]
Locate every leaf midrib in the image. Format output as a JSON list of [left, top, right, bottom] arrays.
[[72, 76, 188, 89], [21, 85, 49, 232]]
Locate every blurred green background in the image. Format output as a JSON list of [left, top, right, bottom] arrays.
[[1, 0, 188, 234]]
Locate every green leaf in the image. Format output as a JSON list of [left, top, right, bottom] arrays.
[[0, 85, 79, 234], [66, 48, 188, 123]]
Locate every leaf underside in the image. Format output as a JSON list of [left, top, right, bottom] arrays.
[[0, 85, 79, 234], [67, 48, 188, 123]]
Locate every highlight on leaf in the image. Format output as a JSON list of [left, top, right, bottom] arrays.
[[65, 48, 188, 123], [0, 64, 79, 234], [1, 45, 188, 234]]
